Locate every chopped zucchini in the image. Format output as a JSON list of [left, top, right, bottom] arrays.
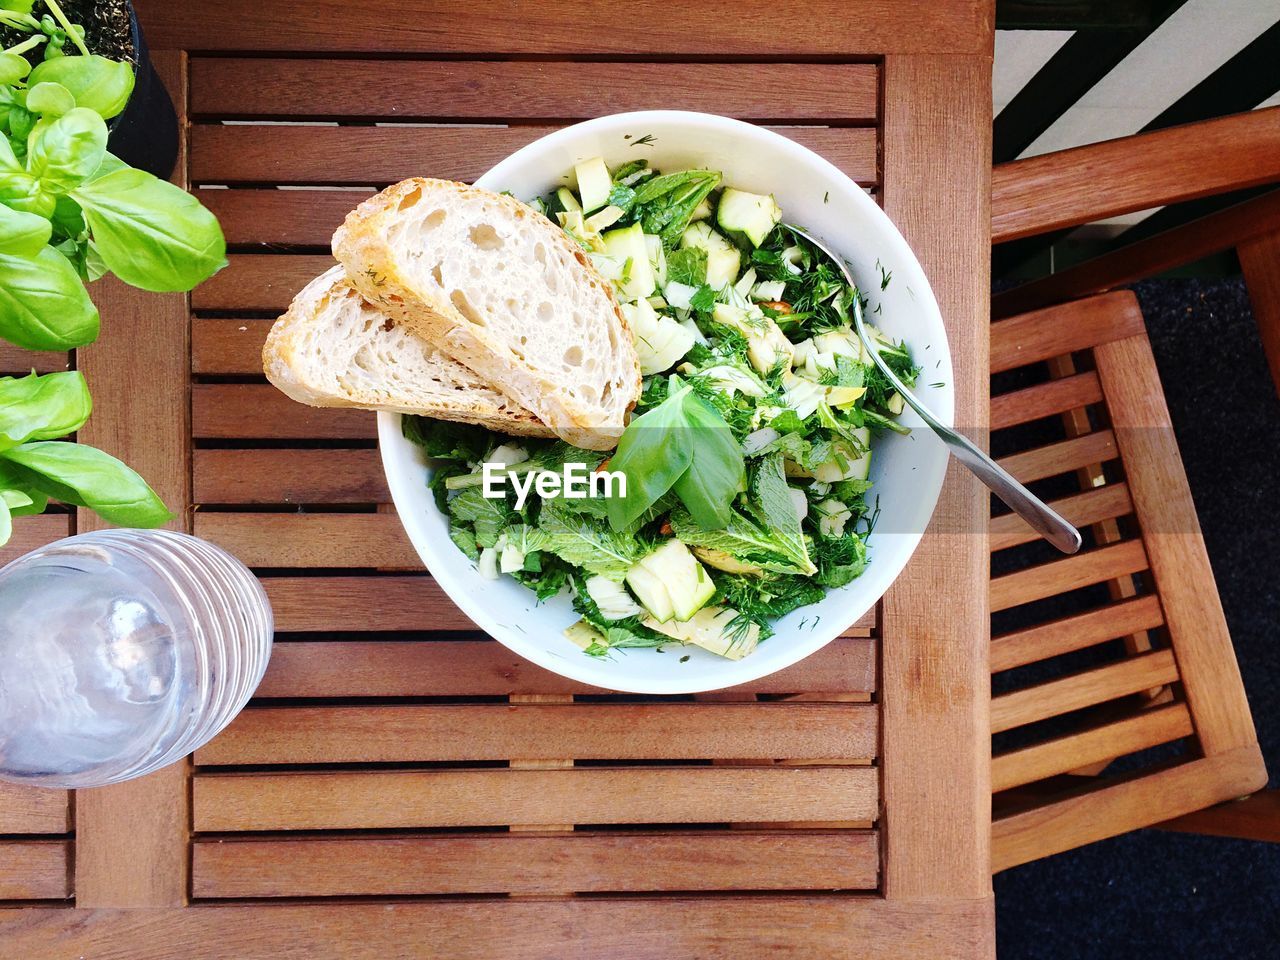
[[717, 187, 782, 246], [602, 222, 656, 301], [680, 221, 740, 289], [574, 156, 612, 213], [624, 564, 675, 623], [645, 606, 761, 660], [712, 303, 794, 375], [585, 204, 625, 232], [621, 298, 694, 375], [634, 540, 716, 622], [554, 187, 581, 214], [690, 196, 713, 221], [692, 546, 765, 577]]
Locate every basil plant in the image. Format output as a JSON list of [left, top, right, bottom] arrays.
[[0, 1, 226, 545]]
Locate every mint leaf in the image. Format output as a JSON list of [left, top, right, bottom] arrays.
[[665, 247, 707, 286], [689, 283, 717, 312]]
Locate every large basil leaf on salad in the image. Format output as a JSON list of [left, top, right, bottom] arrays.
[[629, 170, 721, 247], [671, 389, 746, 530]]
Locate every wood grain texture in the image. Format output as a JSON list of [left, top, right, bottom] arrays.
[[992, 189, 1280, 319], [1239, 230, 1280, 395], [192, 60, 878, 120], [990, 649, 1179, 735], [992, 745, 1268, 871], [191, 318, 277, 374], [0, 513, 72, 565], [194, 449, 388, 503], [71, 50, 191, 910], [192, 830, 879, 898], [0, 842, 72, 900], [879, 54, 992, 902], [1157, 791, 1280, 843], [990, 595, 1164, 674], [256, 636, 878, 698], [136, 0, 993, 55], [1094, 335, 1261, 758], [194, 513, 418, 569], [0, 897, 997, 960], [0, 783, 70, 834], [191, 255, 330, 313], [192, 384, 374, 439], [190, 125, 879, 188], [989, 291, 1144, 374], [989, 371, 1102, 431], [992, 107, 1280, 243], [989, 540, 1148, 613], [991, 702, 1193, 793], [193, 767, 879, 831], [195, 703, 878, 765], [990, 484, 1133, 553], [996, 430, 1117, 485], [0, 343, 68, 374]]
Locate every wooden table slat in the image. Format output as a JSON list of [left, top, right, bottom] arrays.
[[996, 430, 1118, 485], [196, 702, 878, 765], [0, 783, 71, 835], [0, 842, 72, 900], [0, 514, 72, 566], [194, 513, 419, 569], [192, 383, 374, 439], [195, 449, 389, 504], [191, 830, 879, 898], [193, 766, 879, 831], [257, 636, 878, 698], [191, 125, 880, 189]]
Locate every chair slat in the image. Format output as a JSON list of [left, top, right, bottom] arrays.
[[258, 637, 877, 698], [191, 830, 878, 898], [990, 371, 1103, 430], [991, 649, 1178, 735], [992, 107, 1280, 244], [990, 292, 1145, 374], [992, 189, 1280, 320], [192, 255, 331, 312], [992, 745, 1268, 871], [196, 703, 878, 765], [192, 384, 375, 439], [990, 483, 1133, 553], [991, 595, 1165, 674], [990, 540, 1148, 613], [0, 842, 71, 900], [996, 430, 1117, 485], [195, 513, 419, 569], [1239, 230, 1280, 394], [193, 766, 879, 831], [1094, 335, 1261, 759], [192, 59, 879, 122], [191, 125, 879, 188], [195, 449, 388, 504], [991, 702, 1193, 793], [1157, 791, 1280, 844], [0, 783, 71, 834]]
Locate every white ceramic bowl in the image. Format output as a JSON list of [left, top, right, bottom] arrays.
[[378, 111, 953, 694]]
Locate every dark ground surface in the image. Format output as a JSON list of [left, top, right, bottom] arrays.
[[994, 277, 1280, 959]]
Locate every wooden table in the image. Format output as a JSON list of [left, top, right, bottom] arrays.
[[0, 3, 994, 956]]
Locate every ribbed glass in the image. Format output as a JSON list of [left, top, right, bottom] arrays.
[[0, 529, 272, 788]]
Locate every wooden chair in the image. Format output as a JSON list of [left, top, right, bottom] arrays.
[[986, 107, 1280, 872]]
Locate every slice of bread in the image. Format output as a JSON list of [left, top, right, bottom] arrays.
[[333, 178, 641, 451], [263, 266, 555, 438]]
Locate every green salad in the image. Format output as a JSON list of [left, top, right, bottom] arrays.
[[405, 156, 919, 661]]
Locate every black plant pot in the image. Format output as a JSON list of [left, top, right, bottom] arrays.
[[104, 4, 177, 180]]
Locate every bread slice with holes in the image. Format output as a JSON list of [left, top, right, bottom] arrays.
[[333, 178, 641, 451], [263, 265, 555, 438]]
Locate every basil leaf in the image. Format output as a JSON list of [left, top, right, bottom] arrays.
[[0, 200, 52, 257], [71, 167, 227, 291], [0, 494, 10, 546], [0, 371, 91, 450], [27, 107, 107, 193], [0, 487, 33, 509], [0, 245, 98, 349], [605, 382, 695, 531], [0, 52, 31, 87], [0, 440, 171, 527], [670, 390, 744, 529], [26, 81, 76, 118], [28, 55, 135, 120]]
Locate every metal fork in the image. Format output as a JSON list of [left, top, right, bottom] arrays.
[[783, 223, 1082, 555]]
